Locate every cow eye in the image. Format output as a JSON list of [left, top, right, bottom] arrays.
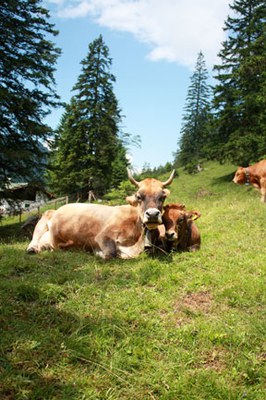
[[159, 194, 166, 202], [136, 194, 142, 201]]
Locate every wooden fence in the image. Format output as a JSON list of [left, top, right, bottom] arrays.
[[44, 196, 69, 210], [17, 196, 69, 224], [2, 190, 97, 225]]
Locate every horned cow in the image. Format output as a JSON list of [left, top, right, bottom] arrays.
[[233, 159, 266, 202], [26, 170, 175, 259]]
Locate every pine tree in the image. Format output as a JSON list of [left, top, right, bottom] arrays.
[[0, 0, 61, 190], [48, 102, 84, 197], [175, 51, 211, 173], [211, 0, 266, 165], [48, 35, 129, 197]]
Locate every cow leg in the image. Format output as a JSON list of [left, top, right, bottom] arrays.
[[260, 178, 266, 203], [165, 240, 175, 253], [144, 229, 154, 249], [95, 234, 117, 259], [38, 231, 53, 251], [27, 210, 54, 253], [188, 244, 200, 252], [58, 240, 74, 249]]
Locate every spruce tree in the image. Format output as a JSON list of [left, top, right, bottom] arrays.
[[48, 35, 129, 197], [175, 51, 211, 173], [0, 0, 61, 190], [211, 0, 266, 165]]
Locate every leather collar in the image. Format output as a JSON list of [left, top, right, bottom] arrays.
[[244, 167, 250, 185]]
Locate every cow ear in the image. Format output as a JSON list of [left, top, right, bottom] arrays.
[[163, 189, 170, 197], [163, 204, 169, 211], [126, 195, 139, 206], [187, 211, 201, 221]]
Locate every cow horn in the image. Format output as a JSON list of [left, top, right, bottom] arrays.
[[162, 170, 175, 187], [127, 168, 140, 187]]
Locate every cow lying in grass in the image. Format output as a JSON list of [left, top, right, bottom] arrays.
[[162, 203, 201, 252], [233, 159, 266, 203], [143, 203, 201, 254], [26, 170, 175, 259]]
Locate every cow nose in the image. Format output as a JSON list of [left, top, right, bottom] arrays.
[[166, 231, 176, 241], [143, 208, 162, 224], [146, 209, 160, 218]]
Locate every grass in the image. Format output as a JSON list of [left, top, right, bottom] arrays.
[[0, 161, 265, 399]]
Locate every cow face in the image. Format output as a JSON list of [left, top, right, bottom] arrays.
[[163, 203, 200, 241], [126, 169, 175, 229], [162, 203, 185, 241], [233, 167, 246, 185]]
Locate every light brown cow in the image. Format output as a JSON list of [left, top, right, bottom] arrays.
[[26, 170, 175, 259], [233, 159, 266, 202], [162, 203, 201, 252], [126, 169, 175, 228]]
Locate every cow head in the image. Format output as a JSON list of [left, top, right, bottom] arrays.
[[126, 169, 175, 229], [163, 203, 201, 241], [233, 167, 246, 185]]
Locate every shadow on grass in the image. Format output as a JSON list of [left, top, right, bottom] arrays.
[[211, 171, 235, 185], [0, 247, 88, 398], [0, 282, 83, 399], [0, 244, 177, 398], [144, 246, 173, 263], [0, 220, 28, 243], [0, 249, 131, 398]]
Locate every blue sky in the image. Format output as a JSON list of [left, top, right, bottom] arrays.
[[45, 0, 230, 171]]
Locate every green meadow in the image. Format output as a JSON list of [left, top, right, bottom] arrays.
[[0, 162, 265, 400]]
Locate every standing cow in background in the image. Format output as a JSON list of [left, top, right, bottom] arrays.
[[233, 159, 266, 203], [162, 203, 201, 252], [27, 170, 175, 259]]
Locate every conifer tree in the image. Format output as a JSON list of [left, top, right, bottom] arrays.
[[48, 35, 129, 197], [0, 0, 61, 190], [211, 0, 266, 165], [175, 51, 211, 172]]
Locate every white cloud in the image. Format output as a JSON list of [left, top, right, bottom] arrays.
[[48, 0, 65, 5], [50, 0, 230, 68]]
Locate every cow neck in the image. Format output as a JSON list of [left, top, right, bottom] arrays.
[[244, 167, 250, 185], [177, 219, 190, 246], [136, 207, 145, 231]]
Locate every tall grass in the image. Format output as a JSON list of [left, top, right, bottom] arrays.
[[0, 162, 265, 400]]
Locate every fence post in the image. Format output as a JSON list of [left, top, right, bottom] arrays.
[[88, 190, 96, 203]]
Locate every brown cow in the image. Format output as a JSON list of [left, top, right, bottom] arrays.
[[26, 170, 175, 259], [162, 203, 201, 252], [126, 169, 175, 228], [233, 159, 266, 202]]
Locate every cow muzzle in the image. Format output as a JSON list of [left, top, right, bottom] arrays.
[[143, 208, 162, 229], [165, 231, 178, 241]]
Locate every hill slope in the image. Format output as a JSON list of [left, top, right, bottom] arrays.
[[0, 162, 265, 399]]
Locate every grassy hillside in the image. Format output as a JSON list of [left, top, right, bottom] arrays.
[[0, 162, 265, 400]]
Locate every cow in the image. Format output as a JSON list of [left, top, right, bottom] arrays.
[[162, 203, 201, 252], [26, 170, 175, 259], [233, 159, 266, 203]]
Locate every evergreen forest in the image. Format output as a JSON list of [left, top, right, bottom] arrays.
[[0, 0, 265, 199]]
